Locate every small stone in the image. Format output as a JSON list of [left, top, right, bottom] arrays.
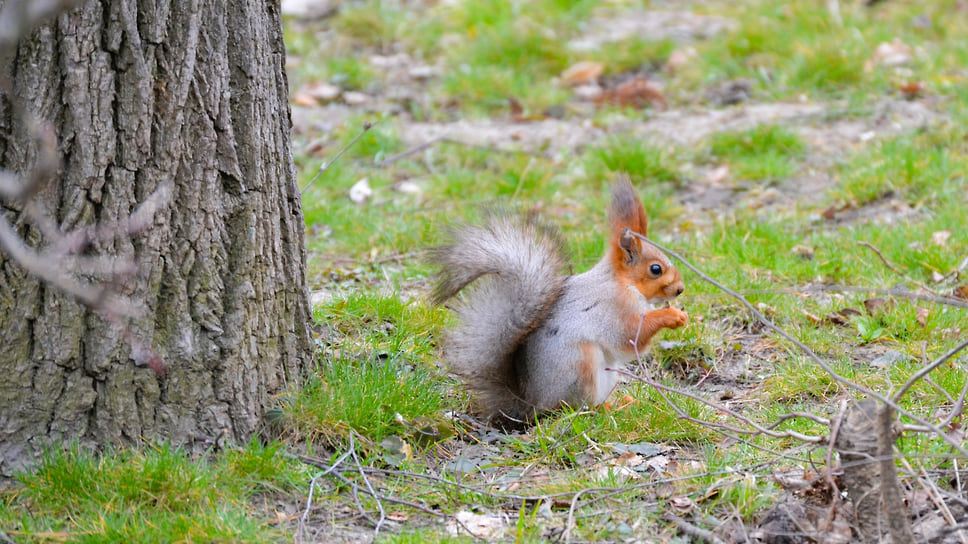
[[342, 91, 371, 106]]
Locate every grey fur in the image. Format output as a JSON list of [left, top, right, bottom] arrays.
[[430, 186, 685, 428], [429, 214, 568, 425]]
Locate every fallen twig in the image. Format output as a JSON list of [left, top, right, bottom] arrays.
[[296, 441, 355, 544]]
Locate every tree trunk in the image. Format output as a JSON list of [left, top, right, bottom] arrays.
[[0, 0, 312, 475]]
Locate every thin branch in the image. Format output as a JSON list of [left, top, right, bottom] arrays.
[[632, 232, 968, 458], [743, 284, 968, 310], [0, 213, 142, 317], [857, 240, 937, 295], [300, 121, 373, 195], [349, 430, 386, 538], [611, 366, 824, 443], [563, 486, 594, 544], [373, 136, 543, 168], [893, 338, 968, 403], [296, 446, 354, 544]]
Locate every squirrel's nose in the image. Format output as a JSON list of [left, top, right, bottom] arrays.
[[676, 286, 684, 296]]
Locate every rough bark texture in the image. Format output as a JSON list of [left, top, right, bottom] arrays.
[[0, 0, 312, 475]]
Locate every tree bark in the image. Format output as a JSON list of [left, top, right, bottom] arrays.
[[0, 0, 312, 475]]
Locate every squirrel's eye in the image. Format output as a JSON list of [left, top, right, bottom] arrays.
[[649, 264, 662, 276]]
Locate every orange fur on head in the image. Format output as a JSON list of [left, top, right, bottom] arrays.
[[606, 175, 685, 304]]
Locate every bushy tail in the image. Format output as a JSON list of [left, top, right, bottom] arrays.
[[430, 214, 568, 425]]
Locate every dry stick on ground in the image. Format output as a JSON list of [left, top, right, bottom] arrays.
[[294, 452, 487, 542], [297, 450, 780, 541], [631, 232, 968, 458], [296, 445, 355, 544], [348, 430, 387, 539], [611, 366, 824, 444], [892, 338, 968, 404]]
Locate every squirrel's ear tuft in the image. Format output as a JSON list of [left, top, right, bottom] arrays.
[[617, 227, 641, 266], [608, 175, 648, 239]]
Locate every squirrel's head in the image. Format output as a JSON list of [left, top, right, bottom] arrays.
[[608, 176, 685, 304]]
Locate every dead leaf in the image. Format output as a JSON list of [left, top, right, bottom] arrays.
[[646, 454, 671, 474], [595, 77, 666, 110], [897, 80, 925, 99], [670, 496, 695, 513], [387, 511, 409, 522], [801, 310, 822, 325], [825, 308, 861, 326], [932, 229, 952, 246], [342, 91, 371, 106], [508, 97, 524, 119], [392, 180, 421, 194], [612, 452, 645, 468], [862, 297, 891, 315], [561, 61, 604, 86], [755, 302, 776, 315], [593, 464, 640, 482], [293, 82, 342, 107], [954, 284, 968, 300], [573, 83, 603, 101], [291, 92, 320, 107], [916, 307, 929, 327]]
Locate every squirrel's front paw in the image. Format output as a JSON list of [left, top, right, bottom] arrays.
[[666, 307, 688, 328]]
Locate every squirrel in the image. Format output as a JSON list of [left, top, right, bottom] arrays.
[[430, 176, 687, 428]]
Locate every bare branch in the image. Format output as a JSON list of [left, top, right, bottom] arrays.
[[300, 121, 373, 195], [0, 213, 142, 317]]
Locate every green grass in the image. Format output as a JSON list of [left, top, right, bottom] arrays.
[[1, 441, 305, 543], [284, 293, 449, 447], [8, 0, 968, 542], [706, 124, 806, 181]]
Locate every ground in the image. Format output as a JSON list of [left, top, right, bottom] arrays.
[[2, 1, 968, 543]]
